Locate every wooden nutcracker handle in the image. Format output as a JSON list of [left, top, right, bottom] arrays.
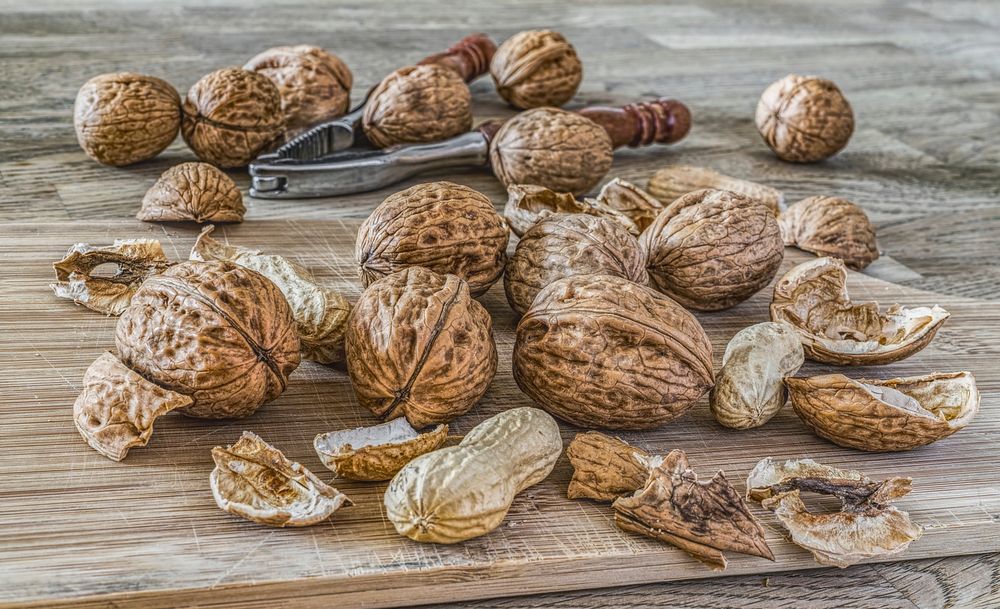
[[418, 33, 497, 83], [579, 98, 691, 149]]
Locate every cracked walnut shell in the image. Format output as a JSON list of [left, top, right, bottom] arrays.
[[137, 163, 245, 223], [566, 432, 665, 502], [115, 260, 301, 419], [586, 178, 664, 232], [756, 74, 854, 163], [647, 165, 782, 215], [314, 418, 448, 481], [778, 196, 879, 270], [502, 183, 638, 237], [490, 30, 582, 109]]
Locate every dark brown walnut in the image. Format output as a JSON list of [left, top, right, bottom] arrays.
[[490, 107, 613, 196], [490, 30, 582, 109], [345, 267, 497, 428], [566, 432, 665, 502], [770, 257, 949, 365], [756, 74, 854, 163], [639, 189, 784, 311], [586, 178, 664, 232], [613, 450, 774, 570], [362, 64, 472, 148], [74, 72, 181, 166], [786, 371, 979, 452], [503, 183, 638, 237], [245, 45, 352, 134], [647, 165, 783, 215], [181, 68, 284, 168], [779, 196, 879, 270], [137, 162, 245, 223], [115, 260, 301, 419], [504, 213, 649, 315], [513, 274, 714, 429], [356, 181, 509, 297]]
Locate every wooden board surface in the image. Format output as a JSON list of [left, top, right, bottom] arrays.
[[1, 219, 997, 609]]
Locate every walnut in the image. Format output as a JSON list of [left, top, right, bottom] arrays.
[[181, 68, 284, 168], [245, 45, 352, 134], [115, 260, 301, 419], [314, 419, 448, 481], [504, 213, 649, 315], [490, 30, 582, 109], [586, 178, 664, 231], [356, 181, 509, 297], [362, 64, 472, 148], [502, 183, 638, 237], [73, 72, 181, 166], [513, 274, 714, 429], [786, 371, 979, 451], [770, 257, 949, 365], [345, 267, 497, 428], [490, 107, 613, 196], [756, 74, 854, 163], [778, 196, 879, 269], [647, 165, 783, 214], [566, 432, 664, 502], [639, 189, 784, 311], [137, 163, 245, 223]]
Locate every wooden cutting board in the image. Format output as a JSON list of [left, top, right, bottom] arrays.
[[1, 219, 997, 609]]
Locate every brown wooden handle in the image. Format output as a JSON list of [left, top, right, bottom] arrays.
[[417, 33, 497, 83], [578, 99, 692, 149]]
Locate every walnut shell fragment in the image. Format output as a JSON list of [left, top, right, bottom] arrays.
[[566, 432, 665, 502], [613, 450, 774, 570], [490, 30, 582, 109], [51, 238, 173, 315], [190, 226, 350, 364], [746, 457, 922, 567], [585, 177, 665, 232], [503, 183, 638, 237], [314, 418, 448, 481], [778, 196, 879, 270], [137, 162, 245, 223], [756, 74, 854, 163], [770, 257, 949, 365], [73, 352, 192, 461], [786, 371, 979, 451], [647, 165, 783, 214], [210, 431, 352, 527]]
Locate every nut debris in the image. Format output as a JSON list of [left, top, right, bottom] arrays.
[[314, 419, 448, 481], [585, 177, 664, 231], [137, 162, 245, 224], [778, 196, 878, 269], [503, 183, 639, 237], [566, 432, 665, 502], [647, 166, 782, 215]]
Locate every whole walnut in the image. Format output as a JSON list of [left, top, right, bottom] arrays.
[[490, 30, 582, 109], [74, 72, 181, 166], [756, 74, 854, 163], [362, 64, 472, 148], [115, 260, 301, 419], [514, 274, 714, 430], [504, 213, 648, 316], [137, 162, 245, 223], [640, 189, 783, 311], [245, 45, 353, 134], [356, 181, 509, 297], [181, 68, 284, 168], [491, 107, 613, 196], [345, 267, 497, 428], [778, 195, 879, 269]]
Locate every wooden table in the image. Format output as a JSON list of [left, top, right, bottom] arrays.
[[1, 1, 998, 607]]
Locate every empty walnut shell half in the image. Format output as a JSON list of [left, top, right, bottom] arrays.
[[770, 257, 949, 365], [345, 267, 497, 428], [137, 162, 245, 223], [647, 165, 783, 215], [786, 371, 979, 452], [640, 189, 784, 311], [504, 213, 649, 316], [778, 196, 879, 270], [503, 183, 638, 237], [756, 74, 854, 163], [314, 418, 448, 481], [211, 431, 352, 527], [586, 178, 664, 232], [566, 432, 665, 502], [514, 274, 714, 429], [356, 181, 509, 297], [490, 30, 582, 109]]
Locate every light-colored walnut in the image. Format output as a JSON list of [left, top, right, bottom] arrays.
[[778, 196, 879, 269], [314, 419, 448, 481], [503, 183, 638, 237], [756, 74, 854, 163], [585, 178, 664, 231], [490, 30, 582, 109], [137, 162, 245, 223], [647, 166, 783, 214], [566, 432, 665, 502]]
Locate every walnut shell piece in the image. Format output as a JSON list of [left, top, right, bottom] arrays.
[[314, 419, 448, 481], [613, 450, 774, 570], [190, 226, 350, 364], [362, 64, 472, 148], [137, 162, 245, 223], [504, 213, 649, 315], [513, 274, 714, 430], [356, 181, 509, 297], [586, 178, 665, 231], [490, 107, 614, 196], [490, 30, 582, 109], [73, 72, 181, 166], [647, 165, 783, 214], [639, 189, 784, 311], [115, 260, 301, 419], [709, 322, 804, 430], [786, 371, 979, 452], [756, 74, 854, 163], [503, 183, 638, 237], [778, 196, 879, 269], [770, 257, 949, 365], [345, 267, 497, 428], [210, 431, 352, 527], [245, 45, 352, 134], [73, 352, 192, 461], [566, 432, 665, 502], [181, 68, 284, 168]]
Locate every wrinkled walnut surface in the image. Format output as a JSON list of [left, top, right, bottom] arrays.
[[314, 419, 448, 481], [137, 162, 245, 223], [756, 74, 854, 163], [779, 196, 879, 269], [587, 178, 664, 231], [490, 30, 582, 109], [566, 432, 664, 502], [647, 165, 783, 214]]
